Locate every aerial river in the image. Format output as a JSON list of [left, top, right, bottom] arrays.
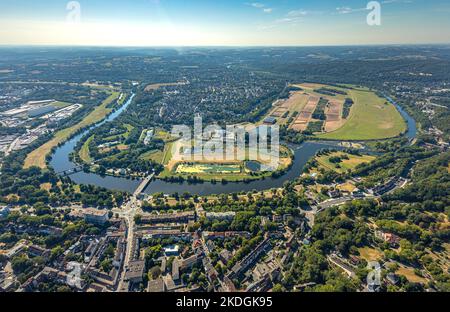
[[50, 93, 417, 196]]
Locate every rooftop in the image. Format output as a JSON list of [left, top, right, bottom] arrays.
[[147, 278, 165, 292], [124, 260, 145, 281], [84, 208, 109, 217]]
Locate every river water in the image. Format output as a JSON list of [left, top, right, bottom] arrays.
[[49, 93, 417, 196]]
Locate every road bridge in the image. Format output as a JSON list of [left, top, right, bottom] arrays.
[[133, 173, 154, 196]]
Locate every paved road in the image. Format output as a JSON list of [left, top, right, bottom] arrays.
[[116, 195, 140, 291], [106, 175, 155, 290], [316, 196, 353, 213], [133, 173, 154, 196], [5, 137, 20, 157]]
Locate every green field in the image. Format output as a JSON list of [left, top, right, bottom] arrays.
[[24, 91, 120, 169], [122, 124, 134, 139], [317, 87, 407, 140], [315, 152, 376, 174], [154, 129, 174, 142], [79, 135, 94, 163], [161, 141, 175, 165], [140, 149, 164, 163]]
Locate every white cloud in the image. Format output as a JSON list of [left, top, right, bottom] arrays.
[[245, 2, 273, 14], [336, 0, 413, 14], [258, 10, 308, 29], [287, 10, 309, 17], [336, 6, 368, 14], [249, 2, 265, 9]]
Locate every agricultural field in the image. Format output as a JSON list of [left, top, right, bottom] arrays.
[[263, 92, 309, 126], [268, 83, 407, 141], [24, 91, 120, 169], [290, 95, 320, 132], [315, 86, 407, 140]]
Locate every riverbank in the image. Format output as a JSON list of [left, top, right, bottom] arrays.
[[24, 92, 120, 169], [48, 90, 417, 196]]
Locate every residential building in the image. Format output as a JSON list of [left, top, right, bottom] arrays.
[[180, 254, 201, 272], [27, 245, 50, 259], [375, 230, 401, 247], [83, 209, 109, 225], [327, 254, 356, 279], [328, 189, 341, 198], [229, 238, 271, 278], [147, 278, 166, 292], [142, 230, 192, 241], [219, 249, 232, 265], [124, 260, 145, 284], [141, 211, 195, 224]]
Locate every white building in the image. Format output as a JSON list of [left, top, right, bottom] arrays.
[[144, 129, 154, 146]]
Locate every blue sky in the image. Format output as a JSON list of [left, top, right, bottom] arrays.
[[0, 0, 449, 46]]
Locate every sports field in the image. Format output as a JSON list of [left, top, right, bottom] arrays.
[[24, 91, 120, 169], [175, 163, 242, 174]]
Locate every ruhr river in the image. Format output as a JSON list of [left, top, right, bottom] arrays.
[[50, 94, 417, 196]]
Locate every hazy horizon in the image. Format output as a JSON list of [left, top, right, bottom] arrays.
[[1, 0, 450, 46]]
